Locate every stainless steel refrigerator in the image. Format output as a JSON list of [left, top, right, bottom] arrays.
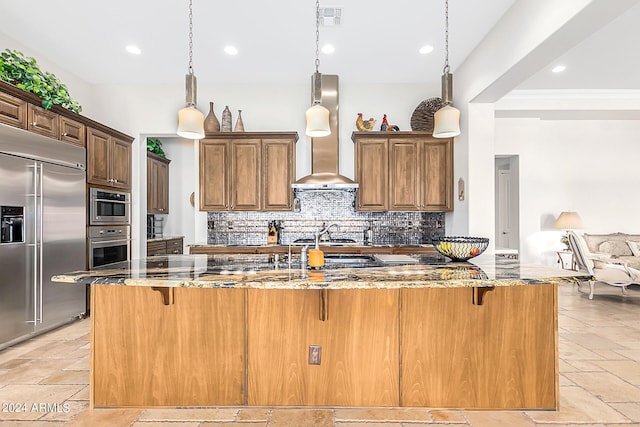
[[0, 124, 86, 350]]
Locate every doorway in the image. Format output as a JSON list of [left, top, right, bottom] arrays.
[[495, 155, 520, 254]]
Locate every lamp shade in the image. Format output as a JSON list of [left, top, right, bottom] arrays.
[[433, 104, 460, 138], [177, 105, 205, 139], [305, 103, 331, 137], [553, 211, 584, 230]]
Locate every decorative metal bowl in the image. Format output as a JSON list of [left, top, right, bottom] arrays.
[[432, 236, 489, 261]]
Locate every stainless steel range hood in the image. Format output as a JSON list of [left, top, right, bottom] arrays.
[[292, 74, 358, 189]]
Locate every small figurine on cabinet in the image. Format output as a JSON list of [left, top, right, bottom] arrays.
[[356, 113, 376, 131], [380, 114, 399, 131]]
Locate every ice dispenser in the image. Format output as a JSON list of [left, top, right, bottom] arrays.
[[1, 206, 24, 243]]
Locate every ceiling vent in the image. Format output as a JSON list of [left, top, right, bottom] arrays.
[[319, 6, 342, 26]]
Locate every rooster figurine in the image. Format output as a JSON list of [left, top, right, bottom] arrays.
[[380, 114, 389, 131], [356, 113, 376, 132]]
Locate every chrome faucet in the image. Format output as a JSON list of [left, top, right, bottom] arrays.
[[300, 245, 309, 268], [314, 222, 340, 248]]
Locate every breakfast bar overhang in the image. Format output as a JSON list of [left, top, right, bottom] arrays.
[[53, 254, 591, 410]]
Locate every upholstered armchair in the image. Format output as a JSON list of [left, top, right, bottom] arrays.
[[568, 231, 640, 299]]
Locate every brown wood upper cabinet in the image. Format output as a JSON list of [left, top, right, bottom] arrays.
[[353, 132, 453, 212], [0, 91, 27, 129], [147, 152, 170, 214], [87, 127, 132, 190], [199, 132, 298, 212]]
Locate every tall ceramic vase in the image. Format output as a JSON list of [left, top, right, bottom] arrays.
[[234, 110, 245, 132], [203, 102, 220, 136], [221, 106, 232, 132]]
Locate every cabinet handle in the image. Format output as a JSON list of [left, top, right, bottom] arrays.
[[62, 132, 68, 136], [32, 122, 37, 126], [319, 289, 328, 321]]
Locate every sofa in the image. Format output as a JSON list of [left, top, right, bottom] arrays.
[[582, 232, 640, 270]]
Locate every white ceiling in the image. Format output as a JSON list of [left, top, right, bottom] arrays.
[[0, 0, 639, 92]]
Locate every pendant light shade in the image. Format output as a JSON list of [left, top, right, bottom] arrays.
[[178, 105, 205, 139], [433, 0, 461, 139], [176, 0, 204, 140], [305, 0, 331, 137], [305, 103, 331, 137], [433, 104, 460, 138]]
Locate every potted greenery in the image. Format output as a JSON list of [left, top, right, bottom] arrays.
[[0, 49, 81, 113], [146, 137, 166, 158]]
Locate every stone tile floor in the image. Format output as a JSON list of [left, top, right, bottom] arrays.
[[0, 282, 639, 426]]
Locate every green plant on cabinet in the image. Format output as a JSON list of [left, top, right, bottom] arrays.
[[0, 49, 81, 113], [146, 137, 166, 158]]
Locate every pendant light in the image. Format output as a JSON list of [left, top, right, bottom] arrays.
[[305, 0, 331, 137], [177, 0, 205, 139], [433, 0, 461, 138]]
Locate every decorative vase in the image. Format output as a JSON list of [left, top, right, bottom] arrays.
[[221, 106, 232, 132], [203, 102, 220, 136], [234, 110, 245, 132]]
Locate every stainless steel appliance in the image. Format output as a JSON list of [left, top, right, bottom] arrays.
[[89, 187, 130, 225], [0, 124, 86, 350], [88, 225, 130, 268]]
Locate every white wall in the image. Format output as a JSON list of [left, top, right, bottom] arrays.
[[495, 117, 640, 265], [88, 80, 439, 251]]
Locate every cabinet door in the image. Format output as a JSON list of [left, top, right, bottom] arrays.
[[401, 285, 558, 409], [147, 155, 170, 214], [28, 104, 58, 139], [87, 128, 112, 187], [147, 240, 167, 256], [248, 289, 399, 406], [230, 139, 261, 211], [262, 139, 294, 211], [0, 91, 27, 129], [59, 116, 86, 147], [110, 137, 132, 190], [355, 138, 388, 211], [420, 139, 453, 211], [389, 140, 419, 210], [92, 285, 245, 406], [199, 140, 229, 211]]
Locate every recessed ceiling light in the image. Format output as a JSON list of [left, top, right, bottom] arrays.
[[552, 65, 566, 73], [125, 45, 141, 55], [224, 46, 238, 55], [419, 45, 434, 55], [321, 44, 335, 54]]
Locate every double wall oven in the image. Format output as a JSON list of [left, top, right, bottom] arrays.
[[88, 188, 130, 268]]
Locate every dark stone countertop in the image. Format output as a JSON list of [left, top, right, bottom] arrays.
[[52, 253, 591, 290]]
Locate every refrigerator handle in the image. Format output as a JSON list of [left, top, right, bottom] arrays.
[[29, 162, 38, 325], [38, 163, 43, 324]]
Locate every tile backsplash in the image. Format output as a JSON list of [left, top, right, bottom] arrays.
[[207, 189, 445, 246]]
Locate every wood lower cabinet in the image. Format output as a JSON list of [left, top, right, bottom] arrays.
[[87, 127, 132, 190], [147, 152, 170, 214], [199, 132, 298, 212], [247, 289, 399, 406], [147, 237, 183, 256], [401, 284, 558, 409], [352, 132, 453, 212], [91, 285, 245, 407]]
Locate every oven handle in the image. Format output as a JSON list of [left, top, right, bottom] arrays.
[[89, 239, 130, 247]]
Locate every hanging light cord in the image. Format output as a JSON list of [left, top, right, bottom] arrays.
[[314, 0, 321, 73], [188, 0, 194, 74], [443, 0, 449, 74]]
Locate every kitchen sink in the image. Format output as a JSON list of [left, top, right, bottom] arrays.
[[293, 238, 357, 245], [323, 254, 377, 265]]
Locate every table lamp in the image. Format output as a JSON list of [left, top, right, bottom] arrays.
[[553, 211, 585, 250]]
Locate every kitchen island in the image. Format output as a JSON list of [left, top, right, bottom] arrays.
[[53, 254, 590, 410]]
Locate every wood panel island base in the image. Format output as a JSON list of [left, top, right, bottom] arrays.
[[54, 255, 589, 410]]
